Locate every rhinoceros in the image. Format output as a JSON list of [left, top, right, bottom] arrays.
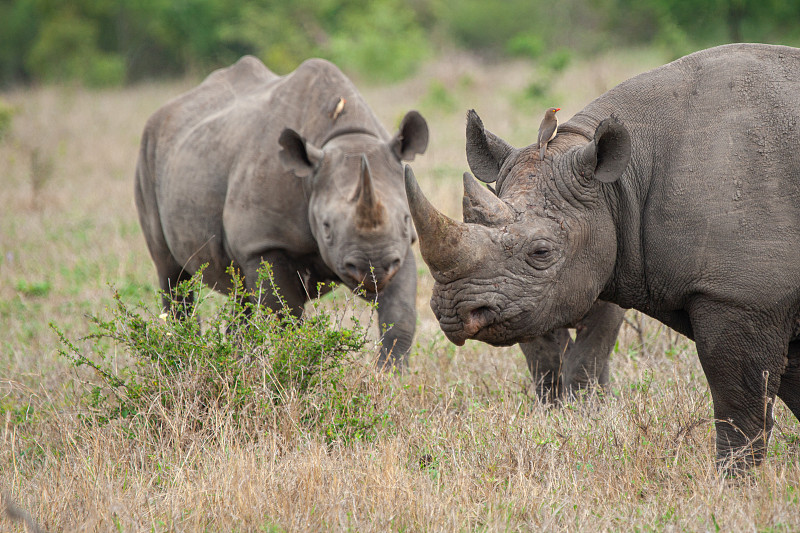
[[405, 43, 800, 469], [135, 56, 428, 367], [462, 138, 627, 400]]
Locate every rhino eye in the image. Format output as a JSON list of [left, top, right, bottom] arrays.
[[526, 242, 556, 269]]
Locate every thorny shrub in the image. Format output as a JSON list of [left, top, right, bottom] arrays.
[[52, 265, 395, 445]]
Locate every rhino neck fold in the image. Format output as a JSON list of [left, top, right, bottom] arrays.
[[320, 127, 382, 147]]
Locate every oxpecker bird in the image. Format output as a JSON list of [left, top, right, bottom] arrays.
[[537, 107, 560, 159]]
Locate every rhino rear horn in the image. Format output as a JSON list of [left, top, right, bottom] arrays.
[[466, 109, 516, 183], [462, 172, 514, 226], [391, 111, 429, 161], [576, 117, 631, 183]]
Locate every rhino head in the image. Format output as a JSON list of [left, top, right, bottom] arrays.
[[405, 109, 630, 346], [279, 111, 428, 293]]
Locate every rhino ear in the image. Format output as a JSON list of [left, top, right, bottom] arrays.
[[279, 128, 324, 178], [391, 111, 429, 161], [576, 117, 631, 183], [465, 109, 515, 184]]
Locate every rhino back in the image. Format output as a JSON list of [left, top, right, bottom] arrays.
[[568, 44, 800, 315], [143, 57, 389, 278]]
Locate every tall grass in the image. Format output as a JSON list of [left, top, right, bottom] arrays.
[[1, 49, 798, 531]]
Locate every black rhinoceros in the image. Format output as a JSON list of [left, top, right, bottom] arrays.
[[135, 56, 428, 367], [462, 138, 627, 401], [405, 43, 800, 469]]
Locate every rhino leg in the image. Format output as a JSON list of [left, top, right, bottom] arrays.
[[777, 340, 800, 424], [690, 300, 785, 473], [374, 247, 417, 370], [158, 262, 195, 320], [243, 252, 307, 318], [520, 328, 573, 402], [134, 166, 196, 319], [562, 301, 626, 398], [520, 300, 625, 402]]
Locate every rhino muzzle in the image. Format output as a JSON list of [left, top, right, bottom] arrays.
[[435, 303, 497, 346], [342, 253, 403, 293]]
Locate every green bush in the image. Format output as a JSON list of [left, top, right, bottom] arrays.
[[506, 33, 545, 59], [25, 8, 125, 86], [326, 0, 429, 82], [53, 265, 394, 444]]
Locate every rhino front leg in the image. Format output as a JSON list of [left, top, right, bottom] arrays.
[[520, 329, 573, 402], [374, 248, 417, 370], [562, 301, 626, 397], [690, 300, 786, 473], [520, 300, 625, 402], [244, 252, 308, 318], [777, 340, 800, 422]]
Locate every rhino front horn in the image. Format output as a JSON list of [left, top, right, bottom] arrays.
[[404, 165, 475, 276], [355, 155, 385, 228]]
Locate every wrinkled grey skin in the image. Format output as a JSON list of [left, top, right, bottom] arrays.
[[463, 175, 626, 400], [406, 43, 800, 470], [135, 56, 428, 368]]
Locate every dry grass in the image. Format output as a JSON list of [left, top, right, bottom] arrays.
[[2, 49, 799, 532]]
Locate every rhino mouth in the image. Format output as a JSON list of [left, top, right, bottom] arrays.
[[436, 303, 510, 346], [339, 255, 403, 294], [340, 267, 399, 294], [435, 300, 537, 347]]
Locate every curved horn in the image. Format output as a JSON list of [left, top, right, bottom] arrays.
[[404, 165, 474, 275], [462, 172, 515, 226], [353, 155, 376, 205]]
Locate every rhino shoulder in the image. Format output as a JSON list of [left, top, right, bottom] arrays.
[[203, 55, 278, 94]]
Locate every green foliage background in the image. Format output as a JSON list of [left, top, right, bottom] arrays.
[[1, 0, 800, 86]]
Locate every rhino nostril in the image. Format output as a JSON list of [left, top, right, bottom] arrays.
[[384, 257, 402, 278], [470, 306, 492, 322], [344, 261, 365, 282], [464, 305, 493, 336]]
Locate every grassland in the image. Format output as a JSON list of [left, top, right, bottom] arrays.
[[1, 48, 799, 531]]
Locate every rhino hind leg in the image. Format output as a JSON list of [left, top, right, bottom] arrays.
[[777, 340, 800, 421]]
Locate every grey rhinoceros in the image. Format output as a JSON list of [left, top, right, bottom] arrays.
[[462, 137, 627, 401], [405, 43, 800, 470], [135, 56, 428, 367]]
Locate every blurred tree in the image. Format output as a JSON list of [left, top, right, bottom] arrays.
[[0, 0, 798, 87]]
